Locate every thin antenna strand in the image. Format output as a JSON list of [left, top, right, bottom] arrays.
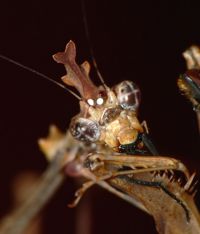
[[0, 54, 81, 100], [80, 0, 107, 87]]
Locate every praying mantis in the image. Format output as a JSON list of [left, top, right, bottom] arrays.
[[0, 1, 200, 234], [41, 40, 200, 234]]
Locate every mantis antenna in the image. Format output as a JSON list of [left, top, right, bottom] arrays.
[[0, 54, 81, 100], [81, 0, 108, 89]]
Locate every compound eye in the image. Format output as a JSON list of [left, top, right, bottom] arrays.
[[70, 117, 100, 142], [114, 80, 141, 111]]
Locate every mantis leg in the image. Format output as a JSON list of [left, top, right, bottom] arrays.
[[86, 153, 190, 179], [69, 168, 149, 213]]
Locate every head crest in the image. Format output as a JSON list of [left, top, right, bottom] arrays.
[[53, 40, 99, 100]]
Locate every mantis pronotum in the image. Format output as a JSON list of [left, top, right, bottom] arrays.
[[0, 0, 199, 233]]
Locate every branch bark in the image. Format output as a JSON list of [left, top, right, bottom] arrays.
[[0, 128, 79, 234], [0, 151, 66, 234]]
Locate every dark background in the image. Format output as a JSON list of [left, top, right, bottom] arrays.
[[0, 0, 199, 233]]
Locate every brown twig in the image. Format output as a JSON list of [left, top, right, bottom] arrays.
[[0, 154, 65, 234], [0, 129, 79, 234]]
